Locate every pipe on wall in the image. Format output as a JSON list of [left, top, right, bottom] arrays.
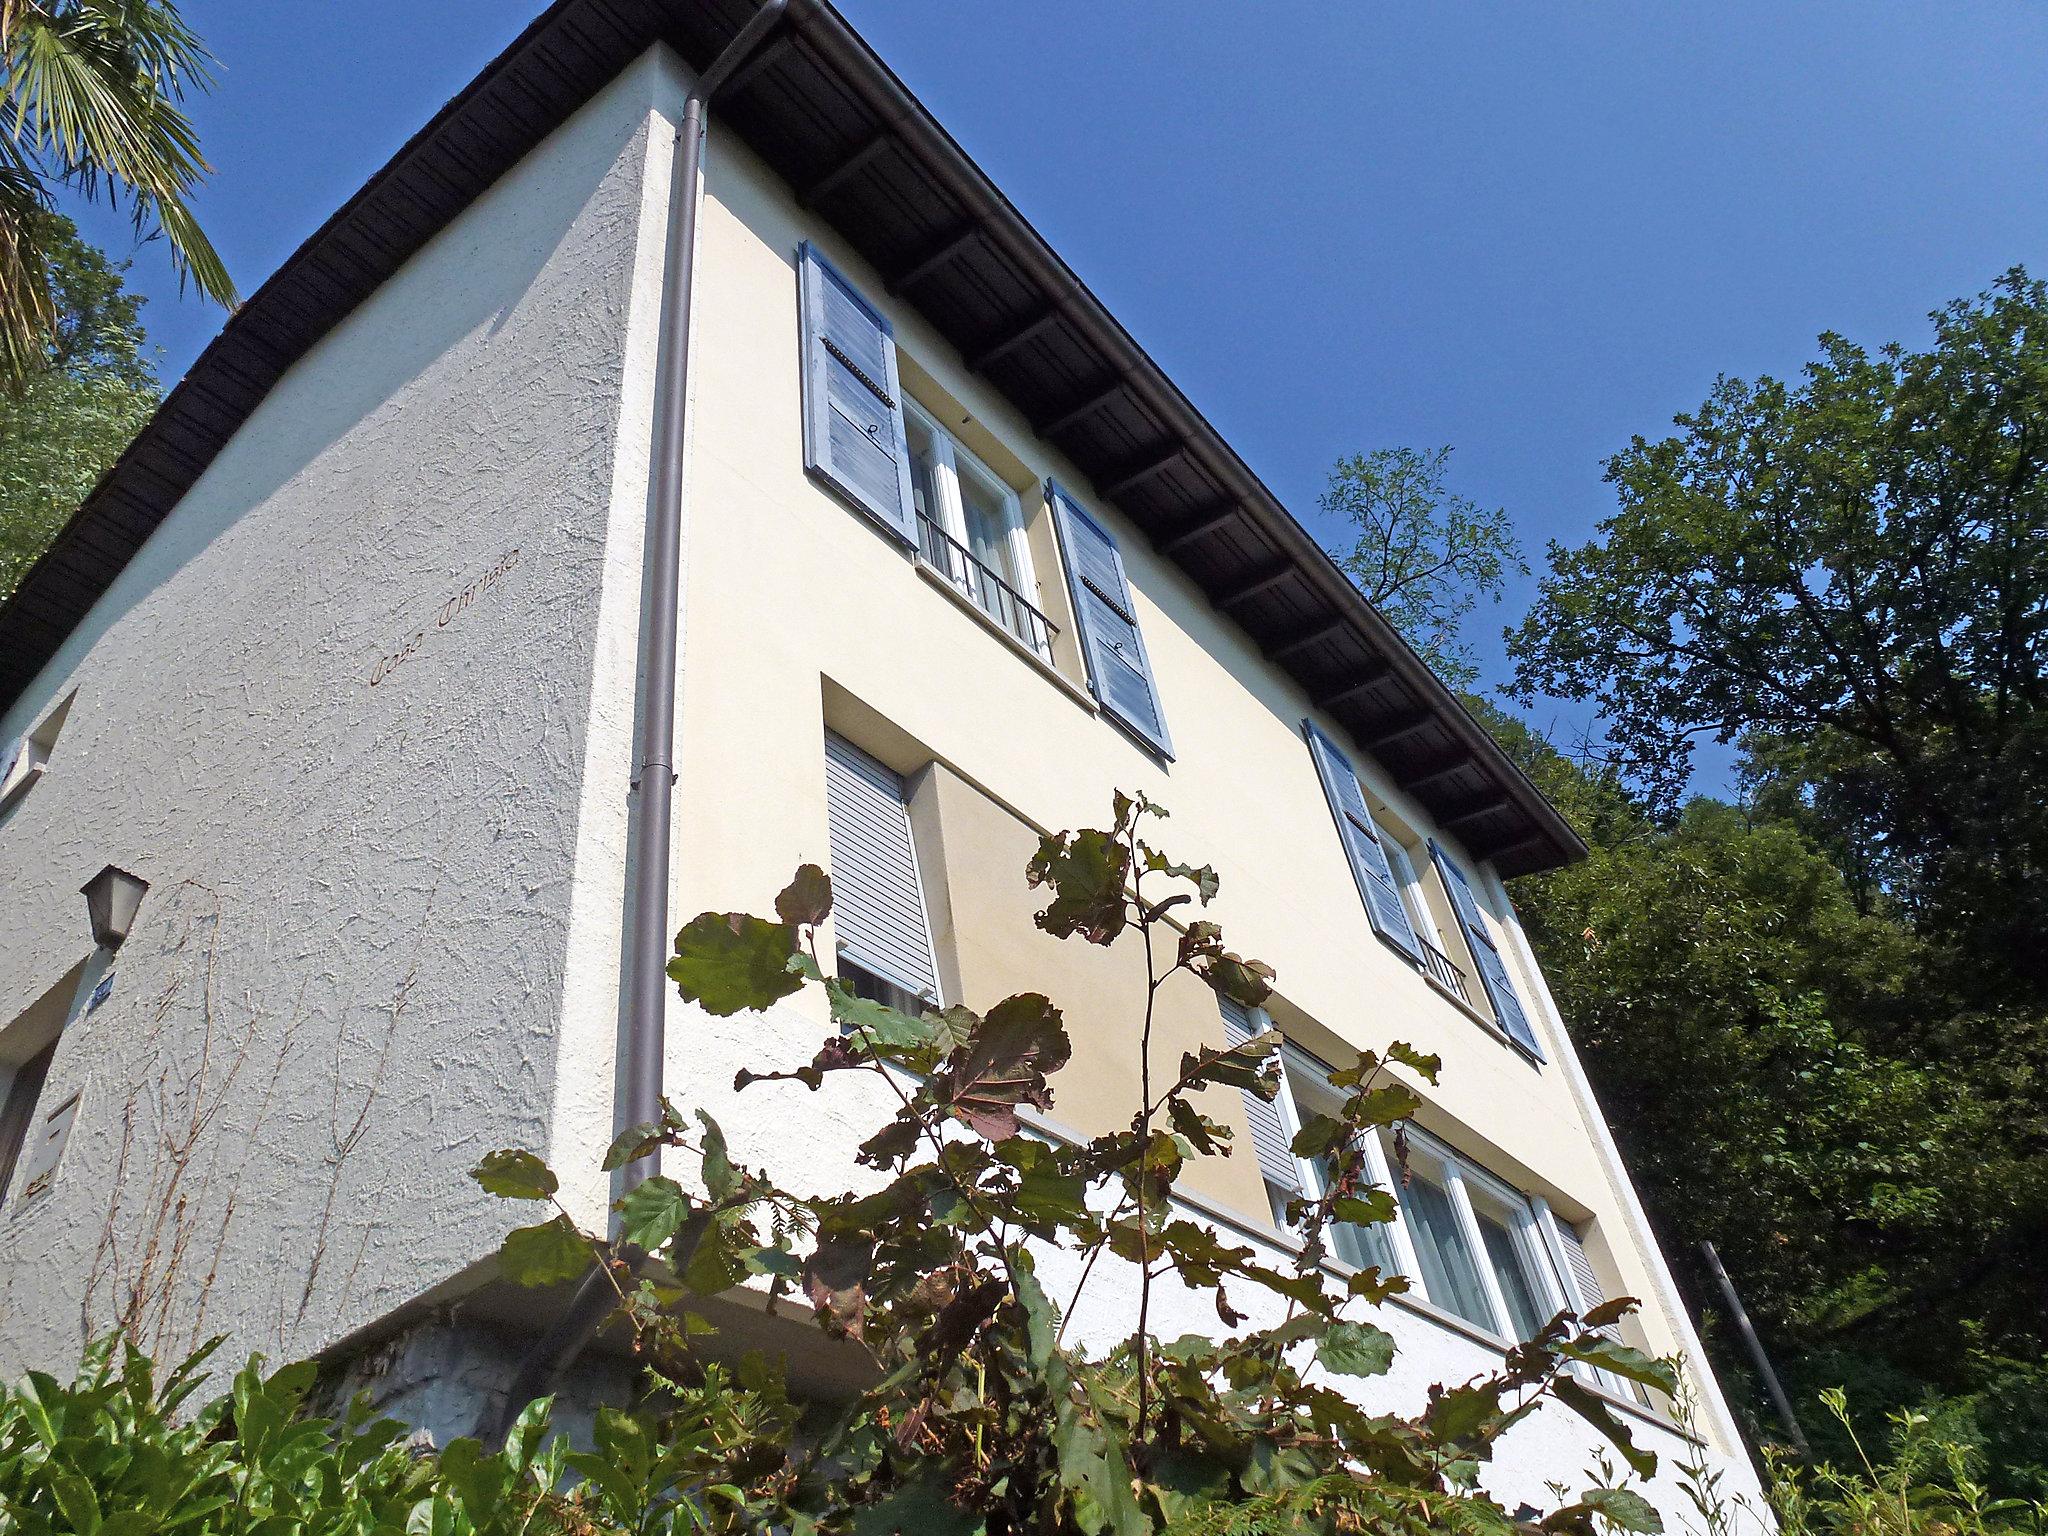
[[485, 0, 789, 1438]]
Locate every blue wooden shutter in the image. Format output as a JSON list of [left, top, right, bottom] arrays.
[[798, 244, 917, 545], [1304, 721, 1421, 961], [1047, 482, 1172, 756], [1429, 842, 1543, 1060], [1219, 996, 1299, 1196], [824, 734, 940, 1000]]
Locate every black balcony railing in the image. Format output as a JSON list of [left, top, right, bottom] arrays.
[[1417, 935, 1474, 1007], [918, 513, 1058, 660]]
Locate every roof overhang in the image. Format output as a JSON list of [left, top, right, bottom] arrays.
[[0, 0, 1584, 876]]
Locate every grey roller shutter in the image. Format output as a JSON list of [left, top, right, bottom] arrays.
[[1429, 842, 1543, 1060], [1219, 996, 1298, 1195], [824, 734, 940, 1001], [798, 244, 917, 545], [1304, 721, 1421, 961], [1047, 483, 1172, 757], [1556, 1220, 1606, 1314]]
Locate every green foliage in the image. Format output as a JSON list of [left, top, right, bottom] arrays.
[[0, 1332, 799, 1536], [667, 911, 806, 1016], [1475, 700, 2043, 1493], [0, 0, 234, 385], [0, 216, 158, 602], [1320, 445, 1525, 690], [1507, 268, 2048, 1009], [466, 793, 1662, 1534], [1476, 277, 2048, 1494], [1767, 1391, 2048, 1536]]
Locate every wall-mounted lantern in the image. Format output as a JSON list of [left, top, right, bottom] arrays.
[[80, 865, 148, 951]]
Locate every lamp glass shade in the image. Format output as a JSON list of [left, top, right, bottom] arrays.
[[81, 865, 148, 950]]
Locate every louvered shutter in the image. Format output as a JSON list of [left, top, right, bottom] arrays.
[[1219, 996, 1298, 1196], [824, 734, 940, 1000], [798, 244, 917, 545], [1429, 843, 1543, 1060], [1304, 722, 1421, 961], [1047, 483, 1172, 756], [1552, 1219, 1642, 1397], [1555, 1220, 1607, 1318]]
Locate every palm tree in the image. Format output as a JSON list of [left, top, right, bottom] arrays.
[[0, 0, 234, 387]]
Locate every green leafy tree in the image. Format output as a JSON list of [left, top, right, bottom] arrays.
[[0, 214, 158, 601], [1507, 270, 2048, 1006], [0, 0, 234, 386], [475, 792, 1674, 1536], [1322, 446, 1524, 690], [1477, 705, 2046, 1493]]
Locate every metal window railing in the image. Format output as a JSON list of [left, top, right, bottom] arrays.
[[1417, 935, 1474, 1007], [917, 513, 1058, 661]]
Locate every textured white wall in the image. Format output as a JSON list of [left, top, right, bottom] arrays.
[[0, 52, 680, 1377]]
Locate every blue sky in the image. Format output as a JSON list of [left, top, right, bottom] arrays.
[[71, 1, 2048, 789]]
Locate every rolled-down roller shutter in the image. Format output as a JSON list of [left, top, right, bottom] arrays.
[[824, 733, 939, 1001], [1219, 995, 1298, 1196]]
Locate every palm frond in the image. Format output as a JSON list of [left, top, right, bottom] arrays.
[[0, 133, 55, 385], [0, 0, 232, 383]]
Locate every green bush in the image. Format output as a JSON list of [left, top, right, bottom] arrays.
[[1767, 1391, 2048, 1536], [0, 1333, 792, 1536]]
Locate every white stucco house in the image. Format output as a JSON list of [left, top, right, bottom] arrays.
[[0, 0, 1765, 1521]]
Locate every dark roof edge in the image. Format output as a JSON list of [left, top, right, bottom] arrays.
[[0, 0, 1584, 874], [781, 0, 1584, 871]]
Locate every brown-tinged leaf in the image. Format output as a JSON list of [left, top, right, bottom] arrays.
[[774, 863, 833, 927]]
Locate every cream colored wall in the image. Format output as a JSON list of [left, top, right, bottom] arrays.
[[669, 121, 1740, 1459]]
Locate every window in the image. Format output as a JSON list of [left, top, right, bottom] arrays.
[[904, 402, 1051, 659], [0, 1040, 56, 1211], [1428, 842, 1544, 1060], [1378, 1125, 1573, 1346], [1219, 998, 1396, 1276], [1049, 483, 1172, 757], [823, 733, 941, 1011], [1216, 998, 1593, 1352], [0, 691, 74, 816], [1384, 840, 1478, 1010]]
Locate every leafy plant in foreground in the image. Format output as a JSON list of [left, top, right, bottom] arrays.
[[1766, 1390, 2048, 1536], [476, 791, 1677, 1535]]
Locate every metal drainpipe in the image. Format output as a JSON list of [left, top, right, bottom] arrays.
[[485, 1, 788, 1439]]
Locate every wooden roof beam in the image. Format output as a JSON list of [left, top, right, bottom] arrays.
[[1216, 561, 1295, 611], [1100, 443, 1186, 501], [1364, 709, 1437, 751], [1036, 376, 1125, 439], [1407, 752, 1479, 794], [720, 33, 797, 102], [966, 306, 1062, 373], [1268, 616, 1350, 664], [799, 131, 892, 207], [1438, 794, 1510, 833], [1159, 503, 1240, 556], [889, 224, 980, 292], [1313, 660, 1393, 711]]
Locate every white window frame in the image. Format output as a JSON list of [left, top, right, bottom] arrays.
[[1260, 1019, 1425, 1283], [903, 398, 1040, 642], [1258, 1027, 1643, 1395], [1382, 840, 1440, 952], [1382, 1121, 1575, 1346]]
